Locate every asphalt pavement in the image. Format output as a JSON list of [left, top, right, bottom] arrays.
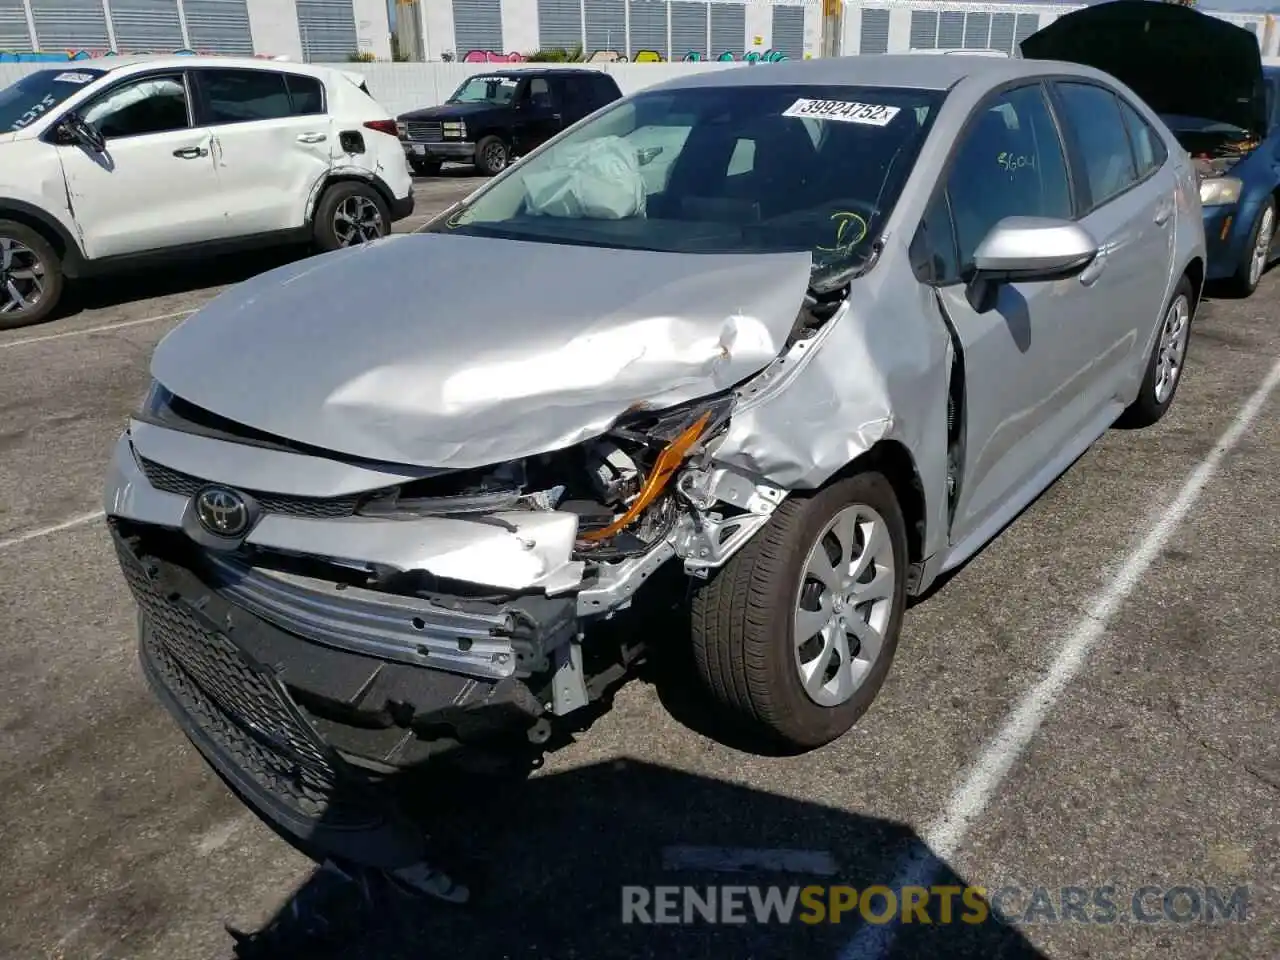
[[0, 175, 1276, 960]]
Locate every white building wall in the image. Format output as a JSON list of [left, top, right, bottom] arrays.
[[351, 0, 392, 58], [246, 0, 303, 59]]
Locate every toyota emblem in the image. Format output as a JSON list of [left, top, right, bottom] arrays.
[[195, 486, 250, 537]]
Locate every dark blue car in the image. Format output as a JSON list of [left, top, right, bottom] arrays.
[[1023, 1, 1280, 296]]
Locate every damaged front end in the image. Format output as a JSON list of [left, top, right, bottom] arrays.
[[102, 269, 869, 867]]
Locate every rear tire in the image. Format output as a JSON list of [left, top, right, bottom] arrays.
[[0, 219, 63, 330], [690, 471, 908, 750], [1116, 274, 1194, 429], [312, 181, 391, 252], [474, 136, 509, 177]]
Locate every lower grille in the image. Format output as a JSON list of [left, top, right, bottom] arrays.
[[122, 550, 380, 827], [405, 121, 443, 142], [138, 456, 362, 520]]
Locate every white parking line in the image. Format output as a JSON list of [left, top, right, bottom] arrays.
[[838, 354, 1280, 960], [0, 510, 104, 551], [0, 309, 195, 350]]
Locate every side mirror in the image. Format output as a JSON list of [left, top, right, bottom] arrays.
[[57, 113, 106, 154], [966, 216, 1097, 311]]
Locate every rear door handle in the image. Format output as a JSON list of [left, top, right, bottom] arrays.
[[297, 132, 327, 143], [173, 146, 208, 159], [1154, 201, 1173, 226], [1079, 253, 1107, 287]]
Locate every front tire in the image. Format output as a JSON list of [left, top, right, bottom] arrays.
[[0, 219, 63, 330], [474, 136, 509, 176], [1226, 197, 1274, 298], [1116, 274, 1194, 429], [313, 182, 390, 252], [690, 471, 908, 750]]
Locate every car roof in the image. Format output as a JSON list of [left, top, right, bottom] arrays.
[[644, 53, 1112, 93], [64, 54, 344, 80]]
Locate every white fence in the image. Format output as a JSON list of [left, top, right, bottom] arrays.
[[5, 54, 1280, 118], [0, 60, 751, 116]]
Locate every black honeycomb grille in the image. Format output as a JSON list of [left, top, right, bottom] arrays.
[[122, 555, 379, 827], [138, 457, 362, 519]]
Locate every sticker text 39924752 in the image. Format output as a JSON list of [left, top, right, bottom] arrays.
[[781, 99, 902, 127]]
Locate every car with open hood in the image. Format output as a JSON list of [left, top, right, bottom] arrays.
[[1022, 0, 1280, 296], [103, 54, 1205, 880]]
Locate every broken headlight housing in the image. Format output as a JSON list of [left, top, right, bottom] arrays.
[[353, 393, 736, 558]]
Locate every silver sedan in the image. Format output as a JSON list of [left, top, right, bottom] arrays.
[[103, 54, 1205, 870]]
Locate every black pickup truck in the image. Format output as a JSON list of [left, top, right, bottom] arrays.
[[396, 68, 623, 176]]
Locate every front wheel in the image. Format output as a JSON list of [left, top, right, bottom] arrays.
[[1227, 197, 1275, 298], [474, 136, 509, 177], [690, 471, 908, 750], [0, 220, 63, 330], [313, 182, 391, 251]]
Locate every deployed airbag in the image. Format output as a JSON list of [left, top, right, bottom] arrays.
[[523, 135, 647, 220]]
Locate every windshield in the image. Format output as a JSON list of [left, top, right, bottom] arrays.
[[427, 84, 944, 280], [0, 68, 104, 133], [448, 75, 520, 105]]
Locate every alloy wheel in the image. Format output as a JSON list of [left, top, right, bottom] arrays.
[[0, 236, 46, 317], [483, 141, 507, 172], [332, 196, 386, 246], [793, 504, 897, 707], [1153, 293, 1191, 405], [1249, 205, 1274, 289]]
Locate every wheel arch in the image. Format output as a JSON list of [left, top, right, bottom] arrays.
[[0, 198, 86, 277], [304, 171, 396, 226], [1183, 255, 1205, 312], [821, 439, 928, 572]]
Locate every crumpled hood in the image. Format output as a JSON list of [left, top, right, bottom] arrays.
[[150, 232, 813, 470], [1021, 0, 1267, 137]]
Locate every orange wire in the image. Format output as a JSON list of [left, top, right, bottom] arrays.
[[577, 412, 712, 543]]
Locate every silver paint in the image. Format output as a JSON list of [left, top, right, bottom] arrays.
[[150, 230, 813, 471]]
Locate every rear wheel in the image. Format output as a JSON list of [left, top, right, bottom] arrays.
[[690, 472, 908, 750], [313, 182, 391, 251], [1116, 274, 1194, 429], [1227, 197, 1274, 297], [0, 220, 63, 330]]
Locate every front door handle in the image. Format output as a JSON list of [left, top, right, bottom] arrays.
[[1079, 254, 1107, 287], [296, 132, 327, 143], [173, 146, 208, 159]]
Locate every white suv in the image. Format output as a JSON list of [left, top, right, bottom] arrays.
[[0, 56, 415, 329]]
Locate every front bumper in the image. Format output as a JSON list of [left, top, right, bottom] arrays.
[[402, 139, 476, 162], [112, 520, 568, 866], [1202, 200, 1265, 280]]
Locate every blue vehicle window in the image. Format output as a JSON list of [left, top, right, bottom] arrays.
[[945, 84, 1072, 272], [1053, 81, 1138, 209]]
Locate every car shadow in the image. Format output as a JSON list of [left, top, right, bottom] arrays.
[[414, 164, 485, 180], [221, 758, 1047, 960], [52, 245, 312, 320]]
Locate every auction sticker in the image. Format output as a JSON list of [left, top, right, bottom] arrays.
[[782, 98, 900, 126], [53, 72, 95, 84]]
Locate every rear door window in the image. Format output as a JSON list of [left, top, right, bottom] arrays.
[[199, 69, 293, 125], [1051, 81, 1139, 210], [1116, 97, 1167, 178], [284, 74, 325, 116]]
